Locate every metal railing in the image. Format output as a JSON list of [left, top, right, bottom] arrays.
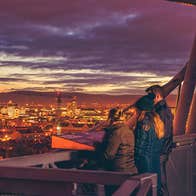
[[0, 166, 156, 196], [0, 133, 195, 196], [0, 150, 75, 168]]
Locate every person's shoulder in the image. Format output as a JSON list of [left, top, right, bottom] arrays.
[[105, 123, 121, 133], [112, 123, 128, 134], [155, 99, 167, 110]]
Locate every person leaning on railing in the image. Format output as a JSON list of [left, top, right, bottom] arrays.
[[146, 85, 174, 196], [133, 94, 165, 195], [98, 107, 137, 196]]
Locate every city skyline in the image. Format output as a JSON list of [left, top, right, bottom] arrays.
[[0, 0, 196, 94]]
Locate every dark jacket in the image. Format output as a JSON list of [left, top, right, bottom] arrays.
[[134, 112, 162, 158], [155, 100, 173, 155], [102, 123, 135, 172], [134, 112, 162, 190]]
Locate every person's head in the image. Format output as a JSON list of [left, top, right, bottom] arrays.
[[124, 93, 154, 130], [107, 107, 122, 125], [145, 85, 164, 104], [134, 94, 155, 112], [134, 94, 165, 139]]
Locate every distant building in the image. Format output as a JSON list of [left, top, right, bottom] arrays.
[[7, 101, 17, 119], [56, 91, 62, 118]]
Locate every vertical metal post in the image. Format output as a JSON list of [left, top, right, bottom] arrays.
[[186, 93, 196, 133], [174, 35, 196, 135]]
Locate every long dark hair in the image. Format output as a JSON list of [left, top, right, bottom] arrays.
[[137, 110, 164, 139]]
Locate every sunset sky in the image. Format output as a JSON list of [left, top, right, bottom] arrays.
[[0, 0, 195, 95]]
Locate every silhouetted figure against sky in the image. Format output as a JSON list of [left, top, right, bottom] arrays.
[[121, 64, 187, 195], [146, 85, 173, 196], [133, 94, 165, 195], [145, 63, 187, 196], [100, 107, 137, 196]]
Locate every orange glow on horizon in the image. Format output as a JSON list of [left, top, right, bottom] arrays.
[[181, 2, 194, 6]]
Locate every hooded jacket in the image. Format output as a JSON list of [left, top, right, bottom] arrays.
[[102, 123, 136, 172]]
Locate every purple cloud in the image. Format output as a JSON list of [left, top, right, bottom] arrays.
[[0, 0, 195, 94]]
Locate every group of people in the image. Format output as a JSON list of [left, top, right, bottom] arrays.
[[79, 64, 187, 195], [97, 85, 173, 196]]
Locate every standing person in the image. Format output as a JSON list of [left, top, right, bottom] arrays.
[[100, 107, 137, 196], [146, 85, 173, 196], [133, 94, 165, 195]]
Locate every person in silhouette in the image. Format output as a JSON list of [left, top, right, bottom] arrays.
[[133, 94, 165, 195], [146, 85, 173, 196], [121, 64, 187, 195], [100, 107, 137, 196]]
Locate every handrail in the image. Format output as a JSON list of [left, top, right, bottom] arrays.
[[173, 133, 196, 146], [0, 166, 157, 196], [0, 150, 75, 167], [0, 166, 133, 185], [113, 179, 140, 196], [174, 133, 196, 142], [0, 134, 194, 195], [136, 179, 152, 196]]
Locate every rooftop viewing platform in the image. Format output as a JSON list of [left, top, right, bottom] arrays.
[[0, 0, 195, 195]]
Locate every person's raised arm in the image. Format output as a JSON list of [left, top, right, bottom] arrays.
[[162, 63, 187, 97]]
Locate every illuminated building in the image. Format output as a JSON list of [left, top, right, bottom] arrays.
[[7, 100, 18, 119], [56, 91, 62, 119]]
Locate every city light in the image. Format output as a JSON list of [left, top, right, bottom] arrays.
[[0, 96, 118, 158]]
